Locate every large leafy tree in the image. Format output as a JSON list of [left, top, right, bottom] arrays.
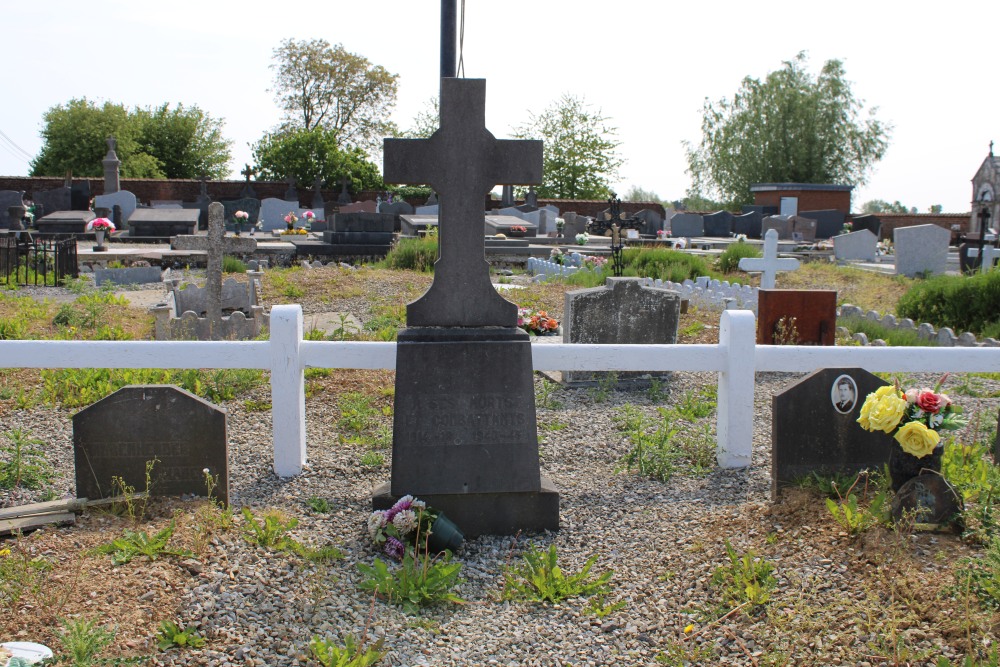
[[685, 53, 891, 208], [513, 94, 623, 200], [269, 38, 398, 154], [251, 127, 384, 192], [31, 98, 231, 179]]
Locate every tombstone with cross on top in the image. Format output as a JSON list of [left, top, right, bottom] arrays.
[[738, 228, 800, 288]]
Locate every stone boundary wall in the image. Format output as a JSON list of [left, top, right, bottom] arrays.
[[837, 304, 1000, 348]]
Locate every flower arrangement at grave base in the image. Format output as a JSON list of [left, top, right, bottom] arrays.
[[279, 228, 308, 235], [508, 225, 527, 235], [302, 210, 315, 229], [233, 210, 249, 235], [517, 307, 560, 336], [656, 229, 667, 239], [368, 495, 463, 560], [555, 218, 565, 235], [857, 375, 966, 491], [550, 248, 564, 265], [284, 211, 298, 231], [575, 232, 590, 246], [583, 255, 608, 271], [840, 222, 853, 235], [86, 218, 116, 233], [733, 233, 748, 243]]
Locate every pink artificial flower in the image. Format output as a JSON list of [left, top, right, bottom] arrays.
[[915, 390, 945, 414], [87, 217, 116, 232], [304, 211, 315, 219], [904, 388, 919, 403]]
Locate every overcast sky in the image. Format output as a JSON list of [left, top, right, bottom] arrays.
[[2, 0, 997, 213]]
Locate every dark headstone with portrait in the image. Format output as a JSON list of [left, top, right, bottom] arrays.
[[771, 367, 891, 499]]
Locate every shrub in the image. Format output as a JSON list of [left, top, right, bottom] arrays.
[[222, 255, 247, 273], [717, 241, 761, 273], [622, 247, 718, 283], [896, 271, 1000, 335], [382, 236, 438, 272]]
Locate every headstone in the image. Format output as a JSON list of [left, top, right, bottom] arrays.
[[799, 209, 845, 239], [894, 224, 951, 277], [221, 198, 262, 231], [6, 206, 25, 231], [325, 212, 395, 248], [563, 277, 682, 384], [284, 175, 298, 201], [562, 211, 587, 237], [169, 202, 258, 339], [0, 190, 24, 212], [771, 368, 890, 499], [259, 197, 308, 231], [501, 184, 515, 207], [73, 385, 228, 504], [525, 186, 538, 208], [738, 229, 800, 288], [337, 175, 352, 205], [70, 180, 91, 211], [632, 208, 663, 236], [312, 176, 325, 210], [762, 215, 793, 240], [32, 187, 72, 215], [732, 211, 763, 238], [127, 208, 200, 237], [833, 229, 878, 261], [93, 190, 137, 227], [240, 164, 257, 198], [757, 289, 837, 345], [376, 77, 557, 537], [102, 136, 121, 194], [669, 212, 704, 237], [378, 200, 415, 217], [790, 215, 817, 242], [703, 210, 734, 237], [851, 214, 881, 238]]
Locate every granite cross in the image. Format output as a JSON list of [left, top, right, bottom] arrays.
[[738, 228, 800, 289], [383, 78, 542, 327], [183, 202, 257, 339]]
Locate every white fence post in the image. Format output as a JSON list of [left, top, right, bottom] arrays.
[[716, 310, 756, 468], [270, 304, 306, 477]]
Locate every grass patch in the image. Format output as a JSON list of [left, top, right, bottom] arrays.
[[381, 235, 438, 272], [838, 315, 936, 346], [781, 261, 910, 313]]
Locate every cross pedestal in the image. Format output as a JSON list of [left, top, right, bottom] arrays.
[[373, 78, 558, 536], [738, 228, 801, 289]]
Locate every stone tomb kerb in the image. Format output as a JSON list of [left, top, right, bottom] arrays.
[[374, 78, 559, 536]]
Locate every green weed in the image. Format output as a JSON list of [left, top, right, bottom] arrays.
[[357, 547, 463, 614], [502, 543, 612, 604], [307, 496, 332, 513], [309, 634, 386, 667], [156, 620, 206, 650], [826, 492, 888, 535], [95, 521, 194, 566], [0, 428, 53, 490], [711, 540, 776, 610]]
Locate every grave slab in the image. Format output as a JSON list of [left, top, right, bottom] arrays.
[[703, 210, 734, 237], [894, 223, 951, 277], [128, 208, 200, 237], [833, 229, 878, 261], [669, 212, 703, 237]]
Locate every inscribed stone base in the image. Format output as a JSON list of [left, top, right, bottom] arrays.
[[372, 477, 560, 538], [384, 326, 559, 536]]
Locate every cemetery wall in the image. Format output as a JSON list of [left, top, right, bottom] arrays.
[[875, 213, 971, 242]]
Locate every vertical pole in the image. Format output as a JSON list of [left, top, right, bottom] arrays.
[[716, 310, 756, 468], [441, 0, 456, 79], [270, 304, 306, 477]]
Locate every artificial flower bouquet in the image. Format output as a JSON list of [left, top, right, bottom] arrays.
[[284, 211, 298, 229], [857, 376, 966, 458], [517, 307, 560, 336], [509, 225, 527, 233], [576, 232, 590, 245], [368, 495, 438, 560], [549, 247, 564, 265], [86, 218, 116, 233]]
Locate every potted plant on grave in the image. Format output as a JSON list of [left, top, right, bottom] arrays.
[[550, 247, 564, 265], [576, 232, 590, 246], [233, 210, 249, 236], [302, 210, 315, 230], [856, 376, 966, 491], [284, 211, 298, 231], [555, 218, 565, 237], [368, 495, 463, 560]]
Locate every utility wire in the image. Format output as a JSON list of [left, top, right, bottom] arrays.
[[457, 0, 465, 78], [0, 129, 34, 161]]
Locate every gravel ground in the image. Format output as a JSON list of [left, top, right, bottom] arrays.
[[2, 273, 999, 666]]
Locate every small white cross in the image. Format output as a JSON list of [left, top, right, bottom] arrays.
[[982, 245, 1000, 273], [738, 228, 800, 289]]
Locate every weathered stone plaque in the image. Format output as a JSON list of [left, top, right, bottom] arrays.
[[73, 385, 228, 504]]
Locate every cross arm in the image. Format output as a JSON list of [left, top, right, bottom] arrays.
[[492, 139, 543, 185], [383, 138, 437, 186]]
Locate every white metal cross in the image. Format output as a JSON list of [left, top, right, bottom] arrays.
[[738, 228, 800, 289]]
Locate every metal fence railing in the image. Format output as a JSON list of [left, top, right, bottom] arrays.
[[0, 233, 78, 286]]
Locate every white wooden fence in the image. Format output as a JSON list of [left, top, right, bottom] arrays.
[[3, 304, 1000, 477]]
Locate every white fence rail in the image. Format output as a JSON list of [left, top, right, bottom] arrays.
[[4, 305, 1000, 477]]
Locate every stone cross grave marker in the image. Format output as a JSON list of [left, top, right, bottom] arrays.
[[981, 245, 1000, 273], [378, 78, 557, 537], [383, 77, 542, 327], [738, 228, 800, 288], [174, 202, 256, 339]]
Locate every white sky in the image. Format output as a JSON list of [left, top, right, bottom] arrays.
[[1, 0, 997, 213]]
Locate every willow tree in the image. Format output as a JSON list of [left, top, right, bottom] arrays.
[[685, 53, 891, 207]]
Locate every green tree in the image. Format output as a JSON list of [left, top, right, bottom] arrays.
[[134, 103, 232, 179], [270, 38, 398, 154], [928, 204, 943, 214], [623, 186, 664, 204], [685, 53, 891, 208], [31, 98, 231, 179], [251, 127, 383, 193], [513, 94, 623, 200], [861, 199, 914, 214], [401, 97, 439, 139]]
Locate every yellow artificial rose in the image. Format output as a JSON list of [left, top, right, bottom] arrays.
[[858, 388, 907, 434], [894, 421, 940, 458]]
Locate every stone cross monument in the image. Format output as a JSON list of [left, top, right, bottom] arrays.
[[102, 137, 121, 194], [738, 228, 801, 289], [375, 78, 558, 536]]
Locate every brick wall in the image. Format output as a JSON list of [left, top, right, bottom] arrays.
[[873, 213, 972, 243]]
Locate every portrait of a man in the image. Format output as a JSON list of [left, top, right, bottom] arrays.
[[831, 374, 857, 414]]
